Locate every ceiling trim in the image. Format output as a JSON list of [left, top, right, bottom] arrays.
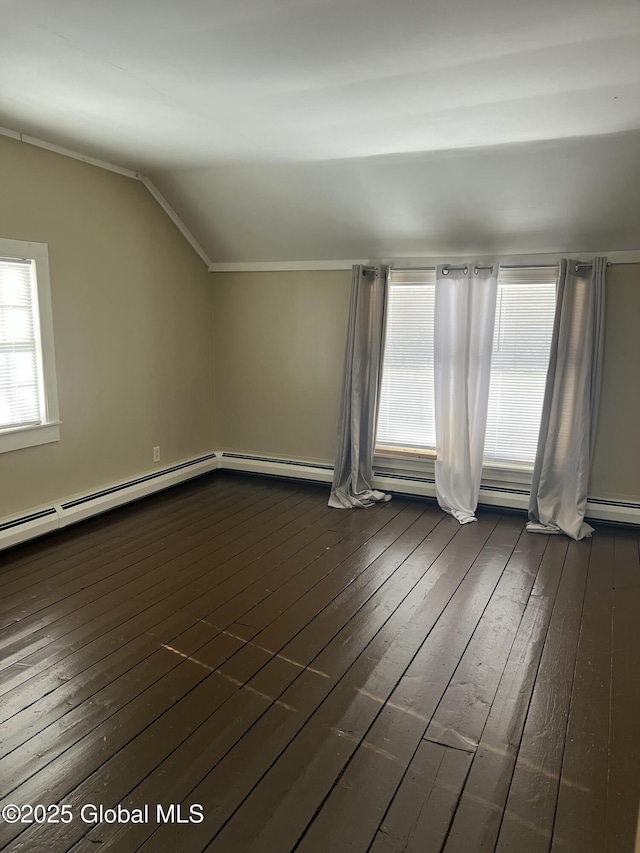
[[208, 260, 366, 272], [0, 126, 141, 179], [140, 177, 212, 267], [0, 126, 212, 267], [209, 251, 640, 272]]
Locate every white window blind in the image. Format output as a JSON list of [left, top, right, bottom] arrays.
[[0, 257, 44, 431], [484, 269, 556, 466], [376, 269, 436, 450], [375, 265, 556, 469]]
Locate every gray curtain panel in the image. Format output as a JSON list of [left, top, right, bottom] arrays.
[[527, 257, 606, 540], [329, 265, 391, 509]]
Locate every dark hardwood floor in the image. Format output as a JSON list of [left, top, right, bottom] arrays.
[[0, 472, 638, 853]]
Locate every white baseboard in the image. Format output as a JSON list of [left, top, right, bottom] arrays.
[[373, 470, 640, 524], [217, 453, 639, 526], [0, 507, 60, 552], [0, 452, 219, 552], [2, 449, 637, 553], [218, 452, 334, 484], [372, 472, 532, 512], [584, 497, 640, 525]]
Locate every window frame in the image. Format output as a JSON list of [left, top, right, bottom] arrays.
[[0, 238, 60, 454]]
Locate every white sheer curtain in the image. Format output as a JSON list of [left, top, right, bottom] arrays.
[[434, 264, 498, 523], [329, 265, 391, 509], [527, 258, 606, 540]]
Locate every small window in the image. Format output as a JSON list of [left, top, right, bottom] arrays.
[[0, 239, 60, 454]]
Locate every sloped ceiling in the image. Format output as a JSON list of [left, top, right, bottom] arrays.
[[2, 0, 640, 261]]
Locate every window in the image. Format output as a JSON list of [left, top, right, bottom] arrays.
[[376, 269, 436, 453], [0, 239, 60, 453], [484, 269, 556, 466], [375, 266, 556, 469]]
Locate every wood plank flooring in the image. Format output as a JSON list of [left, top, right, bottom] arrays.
[[0, 473, 638, 853]]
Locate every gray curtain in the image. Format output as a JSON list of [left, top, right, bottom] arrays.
[[329, 265, 391, 509], [527, 257, 606, 540]]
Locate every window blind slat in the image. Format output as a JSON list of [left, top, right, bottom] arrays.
[[484, 281, 556, 465], [376, 276, 436, 449], [0, 259, 42, 429], [376, 269, 556, 467]]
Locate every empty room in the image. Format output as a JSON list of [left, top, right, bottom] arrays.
[[1, 1, 639, 851]]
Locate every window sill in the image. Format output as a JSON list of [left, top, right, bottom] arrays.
[[375, 444, 436, 460], [0, 422, 61, 454]]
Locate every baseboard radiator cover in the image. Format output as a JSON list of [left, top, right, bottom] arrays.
[[371, 472, 533, 512], [217, 454, 639, 525], [0, 452, 219, 552], [0, 507, 60, 552], [219, 452, 334, 484], [2, 451, 637, 553], [584, 496, 640, 525]]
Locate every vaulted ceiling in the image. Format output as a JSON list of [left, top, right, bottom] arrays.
[[2, 0, 640, 261]]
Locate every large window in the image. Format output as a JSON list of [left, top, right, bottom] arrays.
[[376, 266, 556, 468], [0, 239, 60, 454]]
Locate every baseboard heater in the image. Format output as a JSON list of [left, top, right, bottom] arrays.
[[220, 454, 640, 526], [0, 452, 219, 552], [372, 471, 531, 511], [219, 452, 334, 483], [221, 454, 639, 524], [2, 450, 637, 553]]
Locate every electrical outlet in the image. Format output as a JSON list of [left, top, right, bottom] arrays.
[[153, 446, 160, 462]]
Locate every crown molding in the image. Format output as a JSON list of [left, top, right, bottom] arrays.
[[140, 177, 212, 267], [0, 126, 211, 267], [208, 260, 362, 272], [208, 251, 640, 272], [1, 126, 141, 178]]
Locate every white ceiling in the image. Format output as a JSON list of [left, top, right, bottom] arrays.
[[2, 0, 640, 261]]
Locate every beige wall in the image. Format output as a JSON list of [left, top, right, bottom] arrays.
[[590, 263, 640, 501], [212, 265, 640, 503], [2, 130, 635, 519], [212, 271, 351, 464], [0, 135, 215, 518]]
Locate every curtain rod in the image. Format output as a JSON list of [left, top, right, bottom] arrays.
[[391, 261, 612, 272], [502, 262, 612, 269]]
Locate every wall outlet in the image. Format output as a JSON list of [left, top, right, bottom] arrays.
[[153, 446, 161, 462]]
